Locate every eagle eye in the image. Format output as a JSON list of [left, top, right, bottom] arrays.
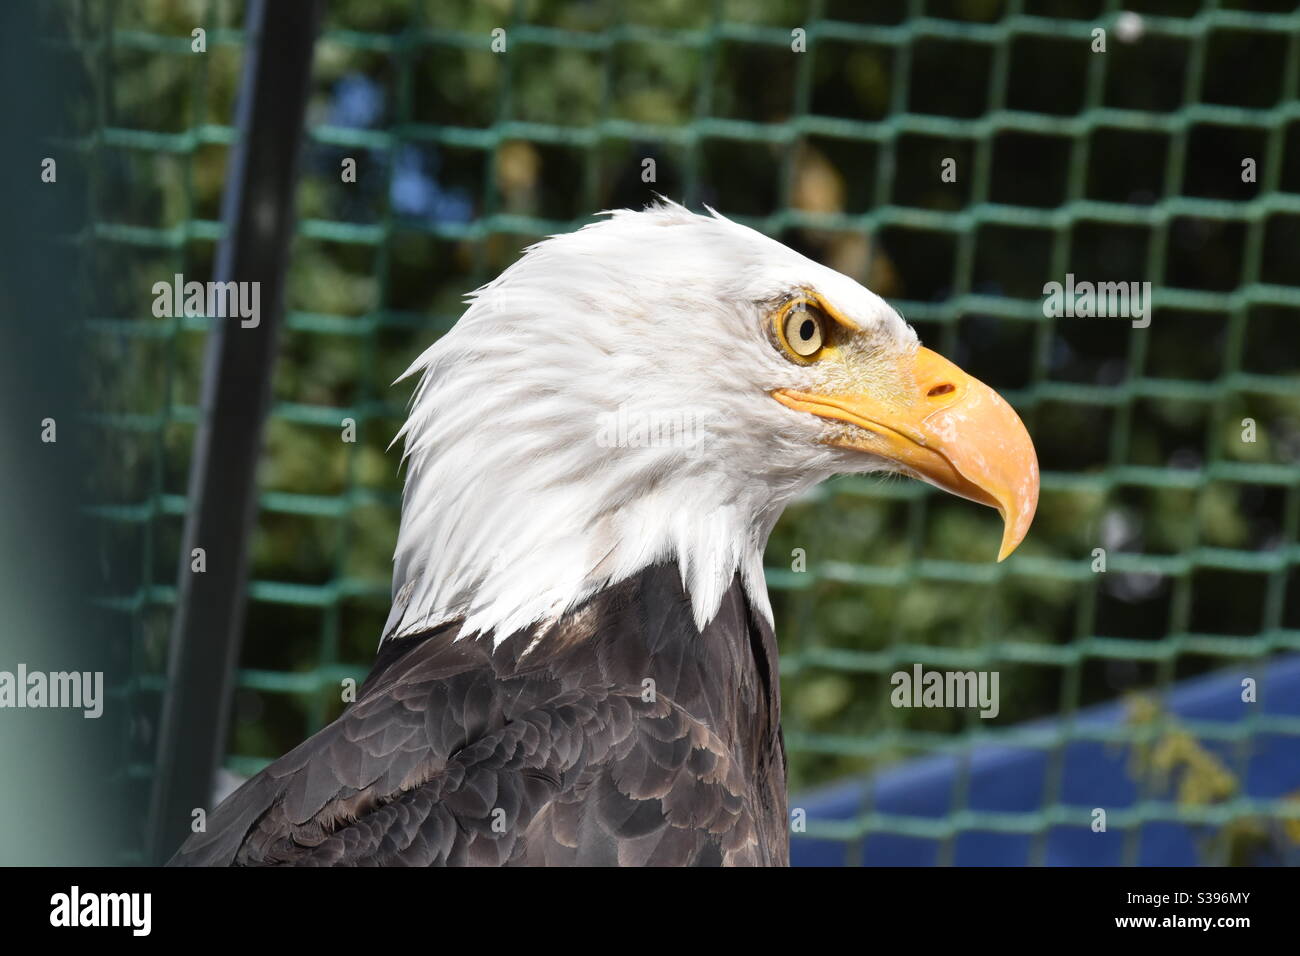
[[778, 300, 827, 361]]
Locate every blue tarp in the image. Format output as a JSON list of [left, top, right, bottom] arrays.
[[791, 655, 1300, 866]]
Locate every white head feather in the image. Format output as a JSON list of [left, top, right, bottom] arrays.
[[384, 201, 917, 645]]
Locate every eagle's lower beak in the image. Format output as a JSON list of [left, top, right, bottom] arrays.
[[773, 346, 1039, 561]]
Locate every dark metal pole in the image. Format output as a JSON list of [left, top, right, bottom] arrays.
[[148, 0, 323, 864]]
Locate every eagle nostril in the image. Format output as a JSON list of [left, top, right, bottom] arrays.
[[927, 383, 956, 398]]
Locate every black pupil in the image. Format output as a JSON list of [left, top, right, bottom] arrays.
[[799, 318, 816, 342]]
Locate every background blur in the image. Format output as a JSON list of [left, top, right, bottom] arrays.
[[7, 0, 1299, 865]]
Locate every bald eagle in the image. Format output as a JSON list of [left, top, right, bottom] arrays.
[[169, 202, 1038, 867]]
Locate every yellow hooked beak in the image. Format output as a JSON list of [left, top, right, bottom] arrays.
[[774, 346, 1039, 561]]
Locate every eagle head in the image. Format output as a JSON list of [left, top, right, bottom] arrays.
[[385, 201, 1039, 643]]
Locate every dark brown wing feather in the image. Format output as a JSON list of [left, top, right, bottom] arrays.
[[168, 562, 787, 867]]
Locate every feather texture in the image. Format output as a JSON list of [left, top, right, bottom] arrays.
[[384, 201, 914, 643], [169, 562, 788, 867], [169, 203, 928, 867]]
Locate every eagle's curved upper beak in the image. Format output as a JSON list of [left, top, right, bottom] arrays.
[[773, 346, 1039, 561]]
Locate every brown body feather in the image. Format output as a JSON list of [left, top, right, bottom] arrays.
[[168, 562, 788, 866]]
